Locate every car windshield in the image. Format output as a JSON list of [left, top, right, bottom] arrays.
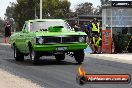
[[30, 20, 71, 32]]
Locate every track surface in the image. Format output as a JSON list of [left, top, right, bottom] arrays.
[[0, 44, 132, 88]]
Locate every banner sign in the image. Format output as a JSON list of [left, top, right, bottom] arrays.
[[102, 30, 112, 53]]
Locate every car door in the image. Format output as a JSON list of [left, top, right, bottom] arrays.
[[20, 22, 30, 53], [17, 23, 27, 52], [15, 31, 24, 51]]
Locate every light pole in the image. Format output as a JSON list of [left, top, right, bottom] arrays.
[[40, 0, 42, 19]]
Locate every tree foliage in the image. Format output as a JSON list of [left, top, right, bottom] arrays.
[[94, 6, 102, 15], [75, 2, 102, 15], [42, 0, 71, 18], [75, 2, 93, 15], [5, 2, 15, 20], [5, 0, 71, 30], [0, 18, 5, 33]]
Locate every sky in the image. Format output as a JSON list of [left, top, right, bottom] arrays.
[[0, 0, 101, 20], [69, 0, 101, 11], [0, 0, 131, 20], [0, 0, 17, 20]]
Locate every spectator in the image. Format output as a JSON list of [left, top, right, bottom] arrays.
[[91, 34, 102, 54], [4, 21, 11, 43], [73, 22, 80, 32], [82, 22, 91, 44], [90, 18, 100, 37]]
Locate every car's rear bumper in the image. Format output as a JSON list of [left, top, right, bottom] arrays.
[[33, 43, 87, 52]]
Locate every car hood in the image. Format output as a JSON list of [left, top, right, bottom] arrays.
[[35, 31, 87, 37]]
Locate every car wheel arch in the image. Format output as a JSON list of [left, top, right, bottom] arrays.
[[12, 42, 17, 49], [13, 42, 15, 46]]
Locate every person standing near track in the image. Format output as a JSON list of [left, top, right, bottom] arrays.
[[91, 34, 102, 54], [91, 18, 100, 37], [73, 22, 80, 32], [4, 21, 11, 43]]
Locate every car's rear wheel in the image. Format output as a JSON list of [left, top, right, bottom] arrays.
[[14, 45, 24, 61], [55, 53, 65, 62], [29, 48, 40, 64], [73, 50, 84, 64]]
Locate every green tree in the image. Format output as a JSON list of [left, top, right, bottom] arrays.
[[42, 0, 71, 18], [94, 6, 102, 15], [75, 2, 102, 15], [5, 2, 15, 20], [0, 18, 5, 33], [13, 0, 37, 30], [5, 0, 71, 30], [75, 2, 94, 15]]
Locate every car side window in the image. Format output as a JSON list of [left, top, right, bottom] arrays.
[[23, 24, 26, 29], [23, 22, 30, 32], [25, 23, 29, 30]]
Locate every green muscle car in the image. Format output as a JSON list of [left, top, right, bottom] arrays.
[[9, 19, 87, 64]]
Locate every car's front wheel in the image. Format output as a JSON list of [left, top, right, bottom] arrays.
[[55, 53, 65, 62], [29, 48, 40, 64], [73, 50, 84, 64], [14, 45, 24, 61]]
